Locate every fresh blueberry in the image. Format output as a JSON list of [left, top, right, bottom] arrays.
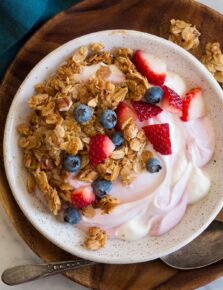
[[145, 86, 164, 104], [146, 158, 162, 173], [92, 179, 112, 198], [63, 155, 81, 173], [73, 104, 93, 123], [111, 131, 124, 147], [64, 207, 81, 224], [100, 109, 117, 129]]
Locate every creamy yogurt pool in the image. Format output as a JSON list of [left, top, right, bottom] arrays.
[[66, 71, 214, 240], [19, 44, 215, 249]]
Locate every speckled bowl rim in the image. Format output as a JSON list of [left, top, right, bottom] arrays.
[[3, 30, 223, 264]]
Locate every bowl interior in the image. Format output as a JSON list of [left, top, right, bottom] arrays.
[[4, 30, 223, 264]]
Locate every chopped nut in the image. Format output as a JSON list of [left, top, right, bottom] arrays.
[[89, 42, 104, 53], [27, 174, 36, 193], [116, 47, 133, 58], [111, 150, 125, 159], [95, 194, 120, 214], [55, 96, 72, 111], [169, 19, 200, 50], [96, 65, 112, 79], [84, 227, 107, 250], [34, 83, 45, 93], [96, 159, 120, 181], [58, 190, 71, 203], [82, 205, 96, 218], [129, 138, 141, 152], [77, 165, 98, 182], [72, 46, 89, 63], [141, 150, 153, 162], [123, 120, 138, 140], [60, 183, 73, 191], [87, 96, 98, 107], [17, 124, 30, 136]]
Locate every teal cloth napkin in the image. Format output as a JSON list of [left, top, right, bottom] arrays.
[[0, 0, 79, 79]]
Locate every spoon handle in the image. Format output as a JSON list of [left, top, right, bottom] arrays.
[[1, 259, 95, 285]]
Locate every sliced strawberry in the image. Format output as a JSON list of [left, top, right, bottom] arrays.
[[143, 123, 172, 155], [161, 85, 183, 114], [131, 101, 162, 121], [116, 102, 137, 130], [181, 87, 205, 122], [134, 50, 167, 85], [71, 186, 95, 209], [89, 134, 115, 166]]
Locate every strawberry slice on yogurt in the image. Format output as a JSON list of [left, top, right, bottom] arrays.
[[161, 85, 183, 114], [134, 50, 167, 85], [143, 123, 172, 155], [181, 87, 206, 121], [131, 100, 162, 121]]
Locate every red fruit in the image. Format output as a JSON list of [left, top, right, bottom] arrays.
[[131, 101, 162, 121], [134, 50, 167, 85], [161, 85, 183, 113], [89, 134, 115, 166], [116, 102, 137, 130], [181, 87, 205, 122], [143, 123, 172, 155], [71, 186, 95, 209]]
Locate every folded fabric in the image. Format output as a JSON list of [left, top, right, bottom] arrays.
[[0, 0, 78, 78]]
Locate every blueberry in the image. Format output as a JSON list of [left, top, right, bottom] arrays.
[[64, 207, 81, 224], [100, 109, 117, 129], [73, 104, 93, 123], [111, 131, 124, 147], [63, 155, 81, 173], [145, 86, 164, 104], [146, 158, 162, 173], [92, 179, 112, 198]]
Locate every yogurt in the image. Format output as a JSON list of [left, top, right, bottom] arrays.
[[65, 66, 215, 240]]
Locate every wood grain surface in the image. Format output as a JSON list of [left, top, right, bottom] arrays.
[[0, 0, 223, 289]]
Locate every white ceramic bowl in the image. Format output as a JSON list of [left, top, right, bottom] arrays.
[[4, 30, 223, 264]]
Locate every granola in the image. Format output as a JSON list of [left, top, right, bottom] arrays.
[[201, 42, 223, 86], [169, 19, 200, 50], [18, 42, 179, 250], [84, 227, 107, 250]]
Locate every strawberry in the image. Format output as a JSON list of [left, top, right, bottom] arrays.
[[143, 123, 172, 155], [161, 85, 183, 113], [71, 186, 95, 209], [116, 102, 137, 130], [131, 101, 162, 121], [181, 87, 205, 122], [134, 50, 167, 85], [89, 134, 115, 165]]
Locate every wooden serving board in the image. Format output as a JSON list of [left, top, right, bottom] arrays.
[[1, 0, 223, 289]]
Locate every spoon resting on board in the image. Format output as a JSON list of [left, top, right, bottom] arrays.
[[2, 219, 223, 285]]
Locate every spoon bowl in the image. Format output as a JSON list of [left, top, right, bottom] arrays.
[[161, 220, 223, 270]]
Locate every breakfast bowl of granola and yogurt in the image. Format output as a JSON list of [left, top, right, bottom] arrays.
[[4, 30, 223, 263]]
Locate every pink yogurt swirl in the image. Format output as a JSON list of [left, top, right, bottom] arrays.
[[67, 109, 214, 240]]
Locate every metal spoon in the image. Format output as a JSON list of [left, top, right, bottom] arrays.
[[161, 219, 223, 270], [1, 259, 95, 285], [2, 220, 223, 285]]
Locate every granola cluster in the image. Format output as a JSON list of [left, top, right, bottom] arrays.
[[18, 43, 153, 249], [168, 19, 223, 88], [84, 227, 107, 250], [201, 42, 223, 86], [169, 19, 200, 50]]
